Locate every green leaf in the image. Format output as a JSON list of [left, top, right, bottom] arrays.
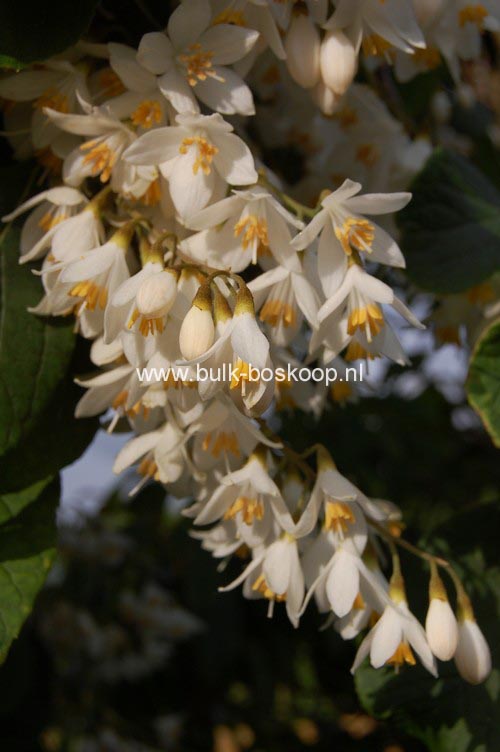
[[467, 318, 500, 448], [398, 150, 500, 293], [0, 478, 52, 525], [0, 476, 58, 663], [0, 185, 98, 492], [0, 2, 99, 64]]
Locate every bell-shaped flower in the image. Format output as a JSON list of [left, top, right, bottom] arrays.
[[292, 180, 411, 299], [3, 187, 98, 264], [181, 186, 304, 272], [249, 261, 320, 346], [124, 112, 257, 219], [352, 597, 437, 675]]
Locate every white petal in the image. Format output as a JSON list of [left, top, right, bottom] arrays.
[[326, 551, 360, 617], [370, 608, 403, 668], [212, 132, 257, 185], [137, 32, 173, 74]]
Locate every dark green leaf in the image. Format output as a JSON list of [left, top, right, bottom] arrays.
[[398, 150, 500, 293], [467, 318, 500, 448], [0, 2, 100, 64], [0, 477, 52, 525], [0, 194, 98, 492], [0, 476, 58, 663]]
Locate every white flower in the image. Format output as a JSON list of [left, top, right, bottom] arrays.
[[220, 532, 305, 626], [135, 0, 258, 115], [193, 450, 282, 545], [351, 599, 437, 676], [454, 617, 491, 684], [0, 60, 89, 150], [48, 227, 134, 338], [425, 598, 459, 661], [2, 186, 90, 263], [113, 419, 190, 492], [45, 103, 151, 195], [315, 263, 423, 362], [181, 186, 303, 272], [293, 180, 410, 296], [124, 112, 257, 219], [325, 0, 425, 55], [105, 262, 178, 344], [248, 262, 320, 346]]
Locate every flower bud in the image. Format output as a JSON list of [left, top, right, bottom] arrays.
[[319, 30, 357, 96], [425, 598, 458, 661], [454, 618, 491, 684], [136, 270, 177, 319], [285, 14, 321, 89], [311, 80, 341, 116], [425, 566, 458, 661], [179, 284, 215, 360]]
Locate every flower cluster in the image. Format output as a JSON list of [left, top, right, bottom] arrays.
[[1, 0, 492, 684]]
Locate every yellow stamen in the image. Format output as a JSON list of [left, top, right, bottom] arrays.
[[202, 431, 240, 458], [386, 641, 416, 667], [131, 100, 162, 129], [97, 68, 125, 98], [252, 574, 286, 602], [179, 136, 218, 175], [353, 592, 366, 610], [345, 341, 378, 362], [459, 4, 487, 27], [38, 209, 68, 232], [139, 178, 161, 206], [178, 43, 222, 87], [212, 9, 246, 25], [324, 500, 355, 533], [127, 308, 165, 336], [34, 88, 69, 113], [348, 303, 384, 338], [362, 34, 394, 58], [413, 47, 442, 69], [69, 280, 108, 311], [138, 457, 159, 480], [112, 390, 128, 410], [260, 299, 296, 328], [224, 497, 264, 524], [80, 138, 117, 183], [234, 215, 269, 255], [335, 217, 375, 256], [331, 381, 352, 403]]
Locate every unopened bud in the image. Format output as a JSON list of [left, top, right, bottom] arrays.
[[320, 30, 357, 96], [425, 598, 458, 661], [285, 14, 321, 89], [454, 618, 491, 684], [179, 284, 215, 360]]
